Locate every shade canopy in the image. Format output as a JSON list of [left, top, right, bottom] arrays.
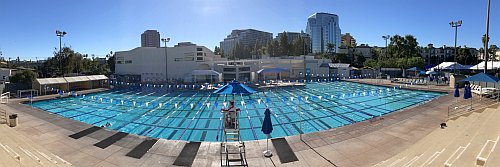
[[460, 73, 500, 83], [257, 67, 289, 74], [36, 78, 67, 85], [261, 108, 273, 134], [406, 67, 424, 71], [319, 62, 330, 67], [190, 70, 220, 76], [35, 75, 108, 85], [426, 71, 437, 75], [213, 80, 256, 95]]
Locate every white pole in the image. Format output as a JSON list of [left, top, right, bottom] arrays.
[[300, 98, 303, 140], [30, 91, 33, 107]]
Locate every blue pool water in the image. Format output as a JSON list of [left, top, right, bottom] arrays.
[[31, 81, 444, 142]]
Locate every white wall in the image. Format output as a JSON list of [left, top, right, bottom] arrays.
[[115, 45, 217, 83], [0, 68, 12, 82], [116, 46, 332, 83]]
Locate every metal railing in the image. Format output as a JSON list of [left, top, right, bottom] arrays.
[[447, 98, 497, 119], [17, 89, 38, 98], [0, 92, 10, 104]]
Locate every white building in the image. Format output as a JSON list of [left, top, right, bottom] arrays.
[[115, 43, 333, 83], [213, 56, 331, 82], [115, 43, 223, 83], [0, 68, 13, 82]]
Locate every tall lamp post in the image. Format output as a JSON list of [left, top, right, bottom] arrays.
[[56, 30, 67, 76], [382, 35, 390, 80], [484, 0, 491, 73], [161, 38, 170, 83], [449, 20, 462, 74], [303, 36, 307, 81]]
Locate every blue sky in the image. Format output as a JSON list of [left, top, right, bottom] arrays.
[[0, 0, 497, 60]]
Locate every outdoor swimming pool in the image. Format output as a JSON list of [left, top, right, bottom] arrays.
[[31, 81, 444, 142]]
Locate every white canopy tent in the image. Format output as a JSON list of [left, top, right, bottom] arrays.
[[428, 62, 469, 71], [34, 75, 109, 95], [468, 61, 500, 70]]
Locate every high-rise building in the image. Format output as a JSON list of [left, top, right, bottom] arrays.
[[306, 13, 341, 53], [341, 33, 356, 48], [141, 30, 160, 47], [220, 29, 273, 57]]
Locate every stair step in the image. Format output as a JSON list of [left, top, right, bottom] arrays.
[[224, 164, 247, 167], [226, 138, 239, 140], [225, 152, 245, 154], [228, 159, 243, 162]]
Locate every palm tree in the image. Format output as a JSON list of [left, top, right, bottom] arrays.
[[482, 34, 490, 60], [326, 43, 336, 53]]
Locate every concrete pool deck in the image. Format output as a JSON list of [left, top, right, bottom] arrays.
[[2, 79, 490, 167]]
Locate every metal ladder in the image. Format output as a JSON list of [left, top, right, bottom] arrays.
[[220, 110, 248, 167]]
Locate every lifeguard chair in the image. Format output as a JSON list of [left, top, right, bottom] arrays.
[[220, 100, 248, 166]]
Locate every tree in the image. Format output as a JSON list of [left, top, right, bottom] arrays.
[[220, 49, 225, 58], [489, 45, 498, 60], [266, 40, 275, 57], [41, 47, 109, 77], [322, 53, 349, 64], [291, 37, 305, 56], [353, 53, 366, 68], [214, 46, 221, 55], [406, 57, 424, 68], [482, 34, 490, 48], [370, 48, 381, 60], [231, 42, 252, 60], [278, 32, 290, 56], [231, 43, 241, 60], [326, 43, 336, 53], [252, 39, 264, 57], [107, 52, 115, 73], [363, 59, 379, 69], [272, 40, 281, 57], [9, 70, 38, 83], [379, 34, 421, 69]]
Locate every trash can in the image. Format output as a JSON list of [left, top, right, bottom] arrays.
[[8, 114, 18, 127]]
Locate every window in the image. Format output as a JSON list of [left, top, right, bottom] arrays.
[[125, 60, 132, 64], [197, 52, 203, 56], [117, 61, 123, 64], [197, 48, 203, 51], [224, 68, 236, 72], [174, 57, 194, 61], [196, 57, 203, 61], [239, 67, 250, 71]]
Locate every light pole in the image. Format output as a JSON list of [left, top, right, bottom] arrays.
[[161, 38, 170, 83], [449, 20, 462, 74], [484, 0, 491, 73], [382, 35, 390, 80], [302, 36, 307, 81], [56, 30, 67, 76]]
